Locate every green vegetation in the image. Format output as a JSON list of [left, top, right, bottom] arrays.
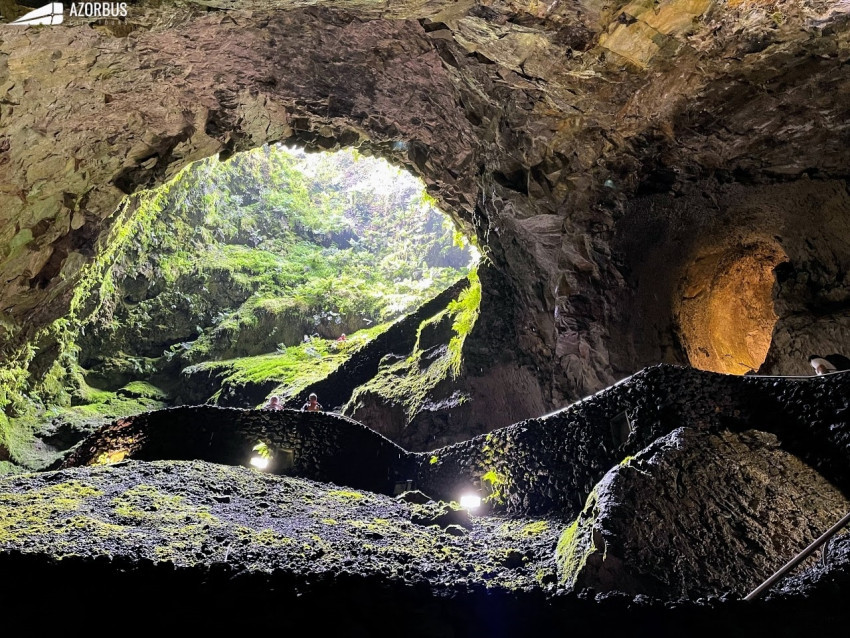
[[252, 441, 272, 461], [327, 489, 365, 501], [0, 480, 103, 545], [481, 468, 508, 506], [118, 381, 168, 400], [555, 488, 600, 587], [0, 460, 562, 590], [476, 431, 511, 508], [0, 145, 476, 468], [185, 322, 390, 404], [520, 521, 549, 537], [344, 268, 481, 421], [112, 484, 224, 563]]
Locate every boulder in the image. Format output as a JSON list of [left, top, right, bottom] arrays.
[[557, 428, 850, 598]]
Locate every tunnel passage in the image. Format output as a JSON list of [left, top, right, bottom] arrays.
[[675, 243, 787, 375]]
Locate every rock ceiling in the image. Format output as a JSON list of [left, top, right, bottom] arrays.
[[1, 0, 849, 405]]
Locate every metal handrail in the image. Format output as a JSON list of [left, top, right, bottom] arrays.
[[744, 510, 850, 601]]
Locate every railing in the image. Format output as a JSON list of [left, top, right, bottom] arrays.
[[745, 510, 850, 601]]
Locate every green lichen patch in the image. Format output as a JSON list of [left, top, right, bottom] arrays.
[[520, 521, 549, 537], [327, 489, 366, 501], [0, 479, 104, 546], [555, 488, 601, 588], [0, 460, 562, 593]]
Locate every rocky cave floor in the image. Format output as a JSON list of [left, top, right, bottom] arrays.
[[0, 459, 562, 592], [0, 465, 847, 637], [0, 459, 847, 636], [3, 367, 850, 635]]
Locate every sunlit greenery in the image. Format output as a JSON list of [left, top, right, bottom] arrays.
[[186, 323, 391, 405], [0, 145, 477, 470], [344, 268, 481, 421]]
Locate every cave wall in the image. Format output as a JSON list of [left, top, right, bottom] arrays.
[[416, 365, 850, 517], [2, 0, 850, 416], [57, 363, 850, 599], [60, 405, 417, 494], [616, 180, 850, 376], [559, 427, 850, 598]]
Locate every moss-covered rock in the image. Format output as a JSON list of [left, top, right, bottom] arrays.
[[0, 459, 560, 591]]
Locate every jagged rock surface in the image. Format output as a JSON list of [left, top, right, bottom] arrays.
[[2, 368, 850, 632], [2, 0, 849, 417], [557, 428, 850, 598]]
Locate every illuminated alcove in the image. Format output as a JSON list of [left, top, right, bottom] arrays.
[[675, 242, 787, 375]]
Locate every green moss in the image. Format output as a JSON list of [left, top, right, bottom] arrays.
[[185, 323, 390, 404], [345, 268, 481, 420], [327, 490, 364, 501], [429, 455, 439, 465], [481, 469, 507, 506], [0, 480, 103, 544], [0, 461, 21, 476], [65, 515, 128, 539], [112, 484, 223, 565], [520, 521, 549, 537], [118, 381, 168, 400], [235, 526, 293, 548], [555, 488, 600, 588]]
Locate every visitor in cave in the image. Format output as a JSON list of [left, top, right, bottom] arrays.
[[301, 393, 323, 412], [264, 395, 283, 410], [808, 354, 850, 375]]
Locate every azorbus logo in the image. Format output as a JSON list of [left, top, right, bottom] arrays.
[[10, 3, 64, 25], [4, 2, 129, 26]]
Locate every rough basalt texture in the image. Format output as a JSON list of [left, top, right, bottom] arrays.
[[58, 364, 850, 527], [0, 459, 562, 592], [416, 365, 850, 518], [1, 456, 848, 638], [556, 428, 850, 598], [0, 363, 844, 627], [2, 0, 850, 417], [59, 406, 418, 496]]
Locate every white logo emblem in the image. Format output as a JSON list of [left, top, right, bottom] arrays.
[[11, 3, 65, 26]]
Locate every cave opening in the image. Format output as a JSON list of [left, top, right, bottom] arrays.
[[5, 144, 481, 471], [675, 243, 788, 375]]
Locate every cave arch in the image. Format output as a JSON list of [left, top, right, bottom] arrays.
[[2, 0, 850, 428], [675, 243, 787, 375]]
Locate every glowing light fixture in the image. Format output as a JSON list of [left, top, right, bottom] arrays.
[[459, 494, 481, 509], [250, 456, 270, 470]]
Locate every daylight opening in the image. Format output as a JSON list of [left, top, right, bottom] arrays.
[[675, 243, 786, 375], [5, 145, 479, 468]]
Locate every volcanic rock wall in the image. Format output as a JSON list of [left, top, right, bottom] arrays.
[[415, 365, 850, 517], [559, 427, 850, 598], [61, 406, 417, 495], [2, 0, 849, 421], [59, 364, 850, 598]]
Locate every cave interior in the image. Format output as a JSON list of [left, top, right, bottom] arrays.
[[1, 0, 850, 634]]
